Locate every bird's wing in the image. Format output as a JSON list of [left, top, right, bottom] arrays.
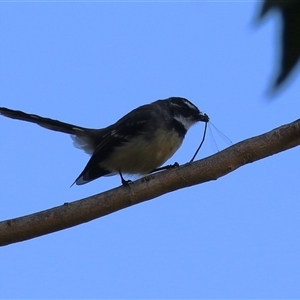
[[74, 104, 158, 185]]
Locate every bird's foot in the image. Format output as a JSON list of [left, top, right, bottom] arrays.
[[119, 171, 132, 187], [151, 162, 179, 173]]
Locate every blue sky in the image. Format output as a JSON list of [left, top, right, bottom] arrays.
[[1, 1, 300, 298]]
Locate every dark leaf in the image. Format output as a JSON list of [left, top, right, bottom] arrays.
[[259, 0, 300, 90]]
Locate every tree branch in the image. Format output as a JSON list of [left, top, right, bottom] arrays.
[[1, 118, 300, 246]]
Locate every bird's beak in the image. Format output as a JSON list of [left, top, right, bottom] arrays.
[[197, 112, 209, 123]]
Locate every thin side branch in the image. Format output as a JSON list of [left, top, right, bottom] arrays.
[[1, 119, 300, 246]]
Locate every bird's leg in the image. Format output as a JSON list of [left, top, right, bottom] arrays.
[[118, 170, 132, 187], [150, 162, 179, 173]]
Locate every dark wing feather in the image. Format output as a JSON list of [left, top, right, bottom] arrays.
[[74, 104, 157, 185]]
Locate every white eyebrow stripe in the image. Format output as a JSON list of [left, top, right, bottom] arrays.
[[170, 99, 197, 111], [182, 100, 197, 110]]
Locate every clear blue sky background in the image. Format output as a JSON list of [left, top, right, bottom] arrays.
[[1, 1, 300, 298]]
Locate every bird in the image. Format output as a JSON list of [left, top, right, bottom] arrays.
[[0, 97, 209, 186]]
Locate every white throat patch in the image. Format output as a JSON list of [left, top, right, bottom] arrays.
[[174, 115, 196, 130]]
